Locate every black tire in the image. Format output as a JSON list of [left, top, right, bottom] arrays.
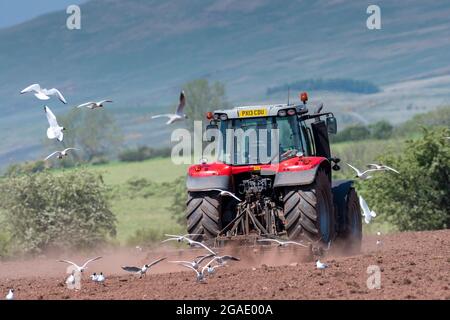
[[283, 169, 336, 244], [186, 191, 221, 240], [339, 188, 362, 254]]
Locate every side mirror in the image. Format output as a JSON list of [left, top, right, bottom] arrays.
[[205, 123, 219, 142], [326, 116, 337, 134]]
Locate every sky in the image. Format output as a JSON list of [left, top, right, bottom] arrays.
[[0, 0, 87, 29]]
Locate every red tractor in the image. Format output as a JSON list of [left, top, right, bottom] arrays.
[[185, 93, 362, 252]]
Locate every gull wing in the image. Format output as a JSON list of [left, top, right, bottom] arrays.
[[358, 196, 370, 215], [257, 238, 281, 244], [152, 114, 173, 119], [98, 100, 113, 105], [384, 165, 399, 174], [219, 255, 240, 261], [122, 266, 141, 273], [188, 240, 217, 255], [148, 257, 166, 268], [45, 151, 60, 161], [346, 163, 361, 176], [21, 83, 40, 94], [76, 102, 95, 109], [161, 238, 178, 243], [58, 260, 81, 269], [195, 254, 215, 265], [175, 91, 186, 115], [283, 241, 308, 247], [80, 256, 102, 269], [46, 88, 67, 104], [179, 263, 200, 275], [63, 148, 78, 153], [45, 106, 59, 128], [367, 164, 380, 169]]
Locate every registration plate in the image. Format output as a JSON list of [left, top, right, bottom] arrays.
[[238, 108, 268, 118]]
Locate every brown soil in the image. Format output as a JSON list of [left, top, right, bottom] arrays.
[[1, 230, 449, 300]]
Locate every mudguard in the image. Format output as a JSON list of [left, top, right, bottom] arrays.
[[273, 159, 330, 187], [331, 179, 354, 234], [186, 175, 230, 192]]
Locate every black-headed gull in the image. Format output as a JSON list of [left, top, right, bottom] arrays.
[[367, 164, 400, 174], [58, 256, 102, 273], [5, 289, 14, 300], [90, 273, 98, 281], [45, 148, 78, 160], [21, 83, 67, 104], [95, 272, 105, 283], [359, 195, 376, 224], [122, 257, 166, 278], [152, 91, 187, 125], [346, 163, 381, 180], [204, 189, 242, 202], [76, 100, 112, 109], [316, 260, 328, 269], [169, 254, 215, 270], [163, 235, 217, 255], [257, 238, 308, 248], [44, 106, 65, 142]]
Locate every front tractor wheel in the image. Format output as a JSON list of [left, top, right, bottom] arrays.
[[283, 170, 336, 244], [186, 191, 221, 241]]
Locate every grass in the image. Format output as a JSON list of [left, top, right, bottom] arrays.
[[79, 157, 189, 244]]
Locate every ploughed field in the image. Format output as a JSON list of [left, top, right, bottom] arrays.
[[0, 230, 449, 300]]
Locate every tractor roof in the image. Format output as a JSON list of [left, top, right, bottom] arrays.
[[213, 103, 308, 119]]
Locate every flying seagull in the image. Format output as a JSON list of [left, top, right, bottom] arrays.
[[257, 238, 308, 248], [151, 90, 187, 125], [163, 234, 217, 255], [44, 106, 65, 142], [346, 163, 381, 180], [45, 148, 78, 160], [76, 100, 113, 109], [359, 195, 377, 224], [169, 254, 215, 270], [367, 164, 400, 174], [316, 260, 328, 269], [162, 234, 202, 243], [58, 256, 102, 273], [5, 289, 14, 300], [21, 83, 67, 104], [204, 189, 242, 202], [122, 257, 166, 278]]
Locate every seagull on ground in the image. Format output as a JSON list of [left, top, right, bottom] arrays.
[[90, 273, 98, 281], [367, 164, 400, 174], [58, 256, 102, 273], [5, 289, 14, 300], [178, 257, 221, 282], [204, 189, 242, 202], [359, 195, 377, 224], [21, 83, 67, 104], [316, 260, 328, 269], [76, 100, 112, 109], [45, 148, 78, 160], [122, 257, 166, 278], [257, 238, 308, 248], [162, 234, 202, 243], [169, 254, 215, 270], [95, 272, 105, 284], [44, 106, 65, 142], [151, 90, 187, 125], [346, 163, 381, 180]]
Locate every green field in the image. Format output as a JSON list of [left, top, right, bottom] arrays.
[[84, 158, 189, 244]]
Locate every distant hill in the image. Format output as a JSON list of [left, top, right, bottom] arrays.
[[1, 0, 450, 168], [267, 79, 380, 95]]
